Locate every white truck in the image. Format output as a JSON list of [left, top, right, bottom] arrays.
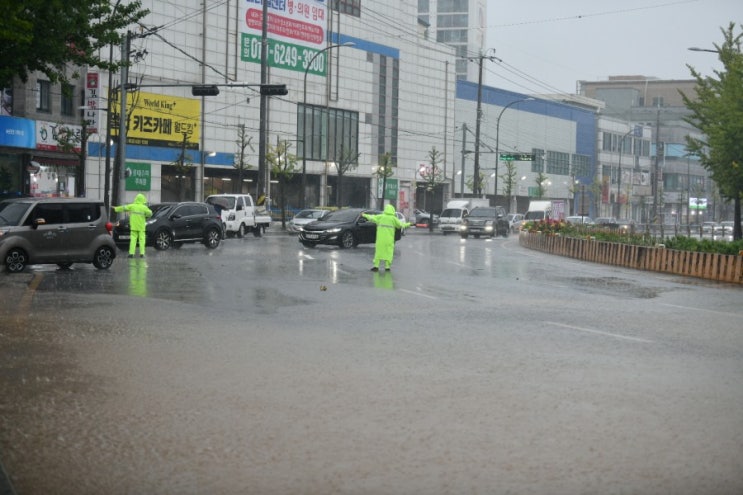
[[205, 193, 272, 238], [523, 200, 566, 222], [438, 198, 490, 235]]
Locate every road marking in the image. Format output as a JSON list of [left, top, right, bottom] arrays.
[[544, 321, 654, 343], [399, 288, 438, 299], [659, 303, 741, 319]]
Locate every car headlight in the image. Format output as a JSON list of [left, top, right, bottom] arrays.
[[146, 219, 155, 225], [327, 228, 342, 233]]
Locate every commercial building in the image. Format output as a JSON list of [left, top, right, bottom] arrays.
[[579, 76, 714, 224], [416, 0, 487, 81]]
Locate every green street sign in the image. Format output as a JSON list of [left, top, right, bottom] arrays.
[[378, 178, 398, 200], [499, 153, 534, 161], [125, 162, 151, 191]]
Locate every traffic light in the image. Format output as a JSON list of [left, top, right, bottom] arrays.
[[191, 85, 220, 96], [260, 84, 288, 96]]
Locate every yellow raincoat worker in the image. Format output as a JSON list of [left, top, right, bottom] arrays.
[[114, 193, 152, 258], [362, 205, 411, 271]]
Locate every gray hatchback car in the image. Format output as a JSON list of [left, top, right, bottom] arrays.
[[0, 197, 116, 273]]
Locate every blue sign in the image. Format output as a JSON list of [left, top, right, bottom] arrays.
[[0, 116, 35, 149]]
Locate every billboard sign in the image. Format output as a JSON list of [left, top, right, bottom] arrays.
[[111, 92, 201, 149], [239, 0, 328, 76]]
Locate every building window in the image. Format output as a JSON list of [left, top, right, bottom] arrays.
[[546, 151, 570, 175], [652, 96, 664, 107], [572, 154, 590, 178], [61, 84, 75, 116], [331, 0, 360, 17], [298, 104, 359, 162], [36, 80, 51, 112]]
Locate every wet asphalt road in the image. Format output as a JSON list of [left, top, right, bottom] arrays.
[[1, 228, 742, 494]]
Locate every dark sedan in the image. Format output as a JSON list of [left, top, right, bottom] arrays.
[[298, 208, 400, 248], [113, 202, 223, 251]]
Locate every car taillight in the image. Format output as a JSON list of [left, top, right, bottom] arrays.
[[105, 221, 113, 233]]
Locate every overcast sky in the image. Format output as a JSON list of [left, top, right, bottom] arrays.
[[484, 0, 741, 95]]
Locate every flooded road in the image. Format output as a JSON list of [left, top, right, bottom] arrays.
[[1, 230, 742, 494]]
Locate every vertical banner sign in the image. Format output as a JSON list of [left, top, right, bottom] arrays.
[[125, 162, 151, 191], [239, 0, 328, 76], [85, 72, 99, 133]]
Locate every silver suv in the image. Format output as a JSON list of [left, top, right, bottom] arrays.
[[0, 198, 116, 273]]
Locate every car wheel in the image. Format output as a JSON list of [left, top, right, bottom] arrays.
[[57, 262, 73, 269], [92, 246, 115, 270], [253, 226, 262, 237], [5, 248, 27, 273], [154, 230, 173, 250], [301, 241, 316, 248], [204, 228, 221, 249], [339, 230, 356, 248], [237, 223, 246, 238]]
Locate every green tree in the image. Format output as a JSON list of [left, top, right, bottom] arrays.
[[535, 172, 549, 199], [266, 139, 298, 228], [420, 147, 446, 231], [233, 123, 254, 194], [374, 152, 396, 209], [0, 0, 149, 87], [501, 161, 517, 211], [681, 22, 743, 240], [172, 132, 195, 202], [333, 145, 360, 207]]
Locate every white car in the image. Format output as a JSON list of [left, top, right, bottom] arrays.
[[565, 216, 594, 225], [506, 213, 524, 232], [287, 209, 328, 233]]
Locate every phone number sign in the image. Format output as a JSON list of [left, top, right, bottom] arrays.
[[241, 34, 327, 76], [240, 0, 327, 75]]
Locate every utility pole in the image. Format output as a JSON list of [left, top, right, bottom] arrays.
[[652, 107, 661, 224], [257, 0, 269, 200], [460, 123, 467, 198], [469, 50, 499, 198], [114, 31, 131, 212]]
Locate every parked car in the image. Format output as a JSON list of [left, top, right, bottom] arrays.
[[615, 219, 635, 232], [113, 202, 223, 251], [701, 221, 718, 237], [287, 209, 328, 233], [594, 217, 617, 226], [565, 216, 594, 225], [298, 208, 401, 248], [506, 213, 525, 233], [395, 212, 408, 235], [460, 206, 509, 238], [414, 209, 439, 227], [0, 197, 116, 273]]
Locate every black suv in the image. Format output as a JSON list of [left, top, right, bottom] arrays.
[[460, 206, 509, 238], [113, 202, 223, 251]]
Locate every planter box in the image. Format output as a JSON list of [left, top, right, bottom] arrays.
[[519, 232, 743, 284]]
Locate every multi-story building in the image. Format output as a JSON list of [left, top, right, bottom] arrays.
[[1, 70, 87, 199], [579, 76, 714, 224], [417, 0, 487, 82]]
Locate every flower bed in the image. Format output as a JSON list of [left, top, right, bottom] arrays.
[[519, 229, 743, 284]]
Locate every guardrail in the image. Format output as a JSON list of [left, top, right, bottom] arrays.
[[519, 232, 743, 284]]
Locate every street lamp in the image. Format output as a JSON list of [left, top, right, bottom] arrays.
[[494, 97, 533, 209], [301, 42, 354, 209]]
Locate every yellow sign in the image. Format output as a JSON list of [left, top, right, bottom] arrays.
[[111, 91, 200, 149]]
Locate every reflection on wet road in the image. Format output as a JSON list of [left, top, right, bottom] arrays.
[[1, 230, 742, 494]]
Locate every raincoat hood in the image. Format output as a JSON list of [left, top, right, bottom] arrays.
[[134, 193, 148, 205], [384, 204, 396, 216]]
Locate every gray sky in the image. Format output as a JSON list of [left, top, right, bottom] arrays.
[[485, 0, 741, 95]]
